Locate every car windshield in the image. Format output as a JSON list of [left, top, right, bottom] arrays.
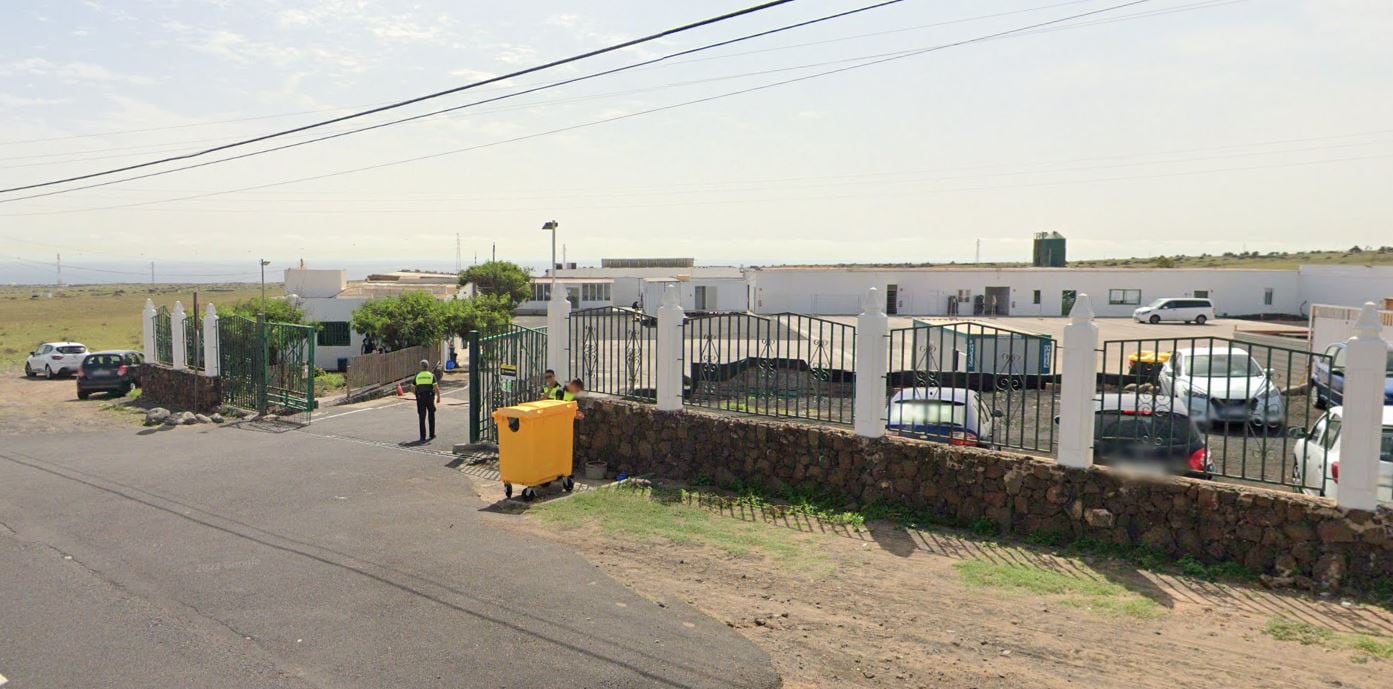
[[57, 345, 87, 354], [893, 400, 967, 426], [1146, 299, 1168, 308], [84, 354, 125, 367], [1096, 412, 1200, 445], [1188, 354, 1261, 377]]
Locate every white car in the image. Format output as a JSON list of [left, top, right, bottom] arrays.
[[1156, 347, 1284, 428], [1291, 405, 1393, 504], [1132, 298, 1215, 325], [24, 342, 89, 379]]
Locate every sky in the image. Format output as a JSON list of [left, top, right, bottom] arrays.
[[1, 0, 1391, 283]]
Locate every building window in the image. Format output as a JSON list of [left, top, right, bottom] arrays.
[[317, 321, 351, 347], [1193, 290, 1209, 299], [580, 283, 611, 302], [531, 282, 551, 302], [1108, 289, 1142, 305], [1263, 288, 1274, 306], [1032, 290, 1041, 305]]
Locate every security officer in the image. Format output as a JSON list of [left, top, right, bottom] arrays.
[[563, 378, 585, 421], [414, 359, 441, 442], [541, 369, 563, 401]]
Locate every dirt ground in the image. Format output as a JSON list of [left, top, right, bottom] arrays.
[[0, 365, 146, 434], [456, 473, 1393, 689]]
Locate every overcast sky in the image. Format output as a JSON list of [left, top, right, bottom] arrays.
[[1, 0, 1390, 281]]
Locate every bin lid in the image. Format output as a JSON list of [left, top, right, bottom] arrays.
[[491, 399, 577, 420], [1127, 350, 1172, 364]]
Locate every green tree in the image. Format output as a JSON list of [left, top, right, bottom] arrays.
[[1154, 255, 1177, 269], [442, 294, 515, 338], [351, 291, 449, 351], [223, 297, 307, 324], [460, 261, 532, 305]]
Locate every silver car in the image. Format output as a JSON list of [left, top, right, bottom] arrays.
[[1156, 347, 1284, 428]]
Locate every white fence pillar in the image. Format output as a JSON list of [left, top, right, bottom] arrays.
[[854, 288, 888, 438], [142, 298, 157, 362], [202, 303, 220, 377], [1057, 294, 1098, 469], [656, 284, 685, 412], [1337, 302, 1388, 511], [547, 283, 570, 381], [171, 301, 187, 370]]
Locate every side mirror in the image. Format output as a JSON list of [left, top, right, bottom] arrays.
[[1053, 415, 1061, 426], [992, 409, 1004, 418], [1286, 426, 1307, 439]]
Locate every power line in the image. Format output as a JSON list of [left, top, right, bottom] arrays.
[[0, 0, 1177, 216], [0, 0, 909, 197], [7, 256, 260, 278], [0, 0, 807, 195]]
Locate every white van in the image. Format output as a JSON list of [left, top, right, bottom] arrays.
[[1132, 298, 1215, 325]]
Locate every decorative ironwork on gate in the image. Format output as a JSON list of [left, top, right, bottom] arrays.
[[183, 316, 205, 370], [683, 312, 855, 424], [472, 324, 548, 443], [217, 314, 316, 421], [887, 321, 1058, 454], [567, 307, 656, 401]]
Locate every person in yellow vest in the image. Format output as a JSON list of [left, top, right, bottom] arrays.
[[541, 369, 563, 401], [563, 378, 585, 420], [414, 359, 441, 442]]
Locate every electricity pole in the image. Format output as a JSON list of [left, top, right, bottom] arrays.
[[150, 261, 155, 288], [56, 253, 63, 289], [455, 233, 462, 274]]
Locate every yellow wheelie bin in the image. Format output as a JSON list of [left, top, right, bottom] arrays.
[[492, 400, 577, 501], [1127, 350, 1172, 383]]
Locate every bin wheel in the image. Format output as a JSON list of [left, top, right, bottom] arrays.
[[562, 477, 575, 492], [504, 483, 513, 499], [521, 487, 537, 502]]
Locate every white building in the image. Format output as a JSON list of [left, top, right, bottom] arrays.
[[514, 264, 746, 314], [285, 266, 467, 371]]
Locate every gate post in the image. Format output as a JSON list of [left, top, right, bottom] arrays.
[[202, 304, 220, 377], [656, 284, 684, 412], [256, 314, 268, 416], [171, 301, 188, 371], [467, 330, 482, 443], [854, 288, 888, 438], [547, 284, 570, 381], [1336, 303, 1388, 511], [142, 298, 157, 361], [1057, 294, 1098, 469]]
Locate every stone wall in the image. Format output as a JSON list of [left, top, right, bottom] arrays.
[[575, 398, 1393, 590], [140, 365, 222, 413]]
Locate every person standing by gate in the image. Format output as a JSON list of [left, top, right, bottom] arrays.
[[541, 370, 563, 400], [414, 359, 441, 442]]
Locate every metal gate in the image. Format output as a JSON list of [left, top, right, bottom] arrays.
[[1098, 334, 1332, 489], [217, 314, 316, 421], [469, 324, 547, 443], [568, 306, 656, 401], [154, 305, 173, 366]]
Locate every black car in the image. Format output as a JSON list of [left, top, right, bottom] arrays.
[[1093, 393, 1212, 478], [76, 350, 144, 399]]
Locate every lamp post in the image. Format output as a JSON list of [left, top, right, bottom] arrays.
[[541, 220, 559, 298], [259, 259, 271, 311]]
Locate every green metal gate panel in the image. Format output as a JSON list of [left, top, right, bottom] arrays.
[[154, 305, 173, 366], [469, 325, 547, 443], [218, 314, 316, 421]]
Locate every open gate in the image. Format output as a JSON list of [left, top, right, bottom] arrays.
[[217, 314, 317, 421], [468, 325, 547, 443]]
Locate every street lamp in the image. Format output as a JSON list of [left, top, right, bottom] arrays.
[[259, 259, 271, 311], [541, 220, 559, 296]]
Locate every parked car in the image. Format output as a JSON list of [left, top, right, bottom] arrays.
[[76, 351, 144, 399], [1132, 298, 1215, 325], [24, 342, 89, 378], [1290, 405, 1393, 504], [1157, 347, 1284, 429], [1310, 340, 1393, 409], [886, 387, 1001, 447], [1092, 394, 1212, 478]]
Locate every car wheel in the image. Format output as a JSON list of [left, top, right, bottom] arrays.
[[77, 390, 90, 400], [115, 385, 131, 397], [1195, 315, 1207, 325], [44, 365, 53, 379], [24, 362, 35, 378], [1148, 315, 1161, 324]]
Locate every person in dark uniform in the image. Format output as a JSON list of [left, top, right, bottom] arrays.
[[414, 359, 441, 442]]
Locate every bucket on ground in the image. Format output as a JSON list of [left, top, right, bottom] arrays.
[[491, 399, 577, 501]]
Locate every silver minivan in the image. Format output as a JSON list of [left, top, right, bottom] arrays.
[[1132, 298, 1215, 325]]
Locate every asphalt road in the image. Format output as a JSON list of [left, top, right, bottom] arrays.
[[0, 392, 780, 689]]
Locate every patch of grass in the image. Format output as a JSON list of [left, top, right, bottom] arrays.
[[968, 518, 1000, 537], [955, 560, 1163, 619], [1266, 618, 1393, 661], [315, 370, 346, 395], [535, 484, 831, 574]]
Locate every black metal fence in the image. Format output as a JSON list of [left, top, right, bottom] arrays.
[[153, 305, 172, 366], [886, 321, 1059, 454], [183, 316, 205, 370], [472, 324, 548, 443], [1097, 335, 1335, 490], [568, 306, 656, 401], [683, 312, 856, 424]]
